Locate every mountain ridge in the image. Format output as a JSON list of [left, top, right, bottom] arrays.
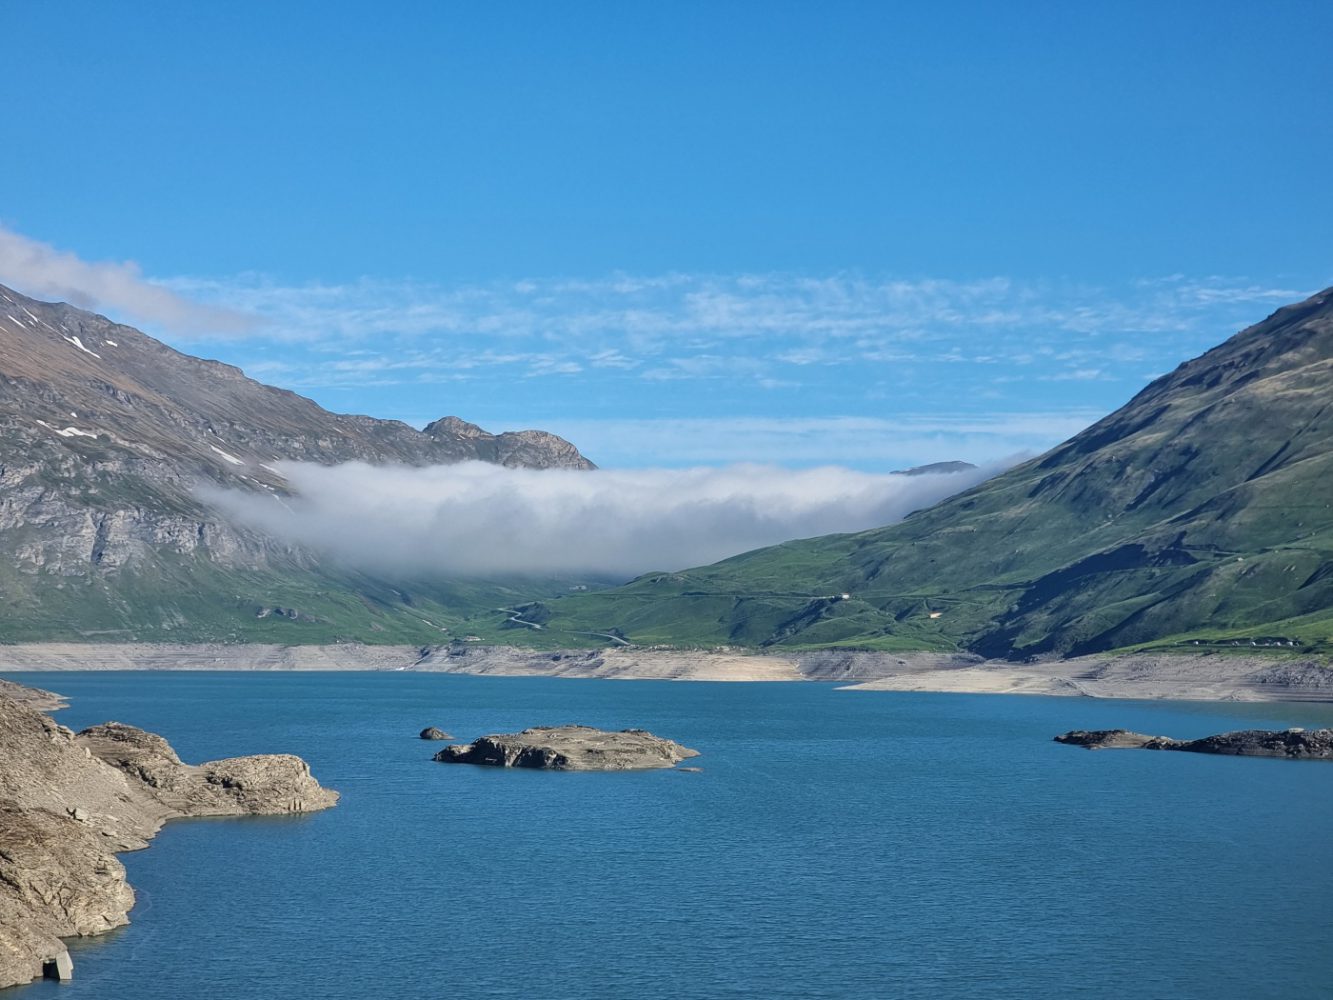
[[0, 283, 594, 642]]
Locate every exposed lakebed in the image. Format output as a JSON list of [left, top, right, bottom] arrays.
[[7, 671, 1333, 1000]]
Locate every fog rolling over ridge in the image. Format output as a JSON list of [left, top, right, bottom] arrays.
[[205, 460, 999, 579]]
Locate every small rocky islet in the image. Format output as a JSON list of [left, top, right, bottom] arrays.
[[433, 724, 699, 770], [1055, 727, 1333, 759]]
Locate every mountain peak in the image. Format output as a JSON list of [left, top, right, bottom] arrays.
[[423, 417, 594, 470], [425, 416, 487, 439]]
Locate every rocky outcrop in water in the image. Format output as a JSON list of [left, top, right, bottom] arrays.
[[419, 727, 453, 740], [433, 724, 699, 770], [1055, 727, 1333, 759], [0, 688, 337, 990]]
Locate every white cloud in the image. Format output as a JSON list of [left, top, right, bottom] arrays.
[[1043, 368, 1106, 381], [141, 270, 1325, 425], [0, 224, 254, 336], [163, 270, 1318, 350], [205, 460, 1000, 579], [3, 222, 1317, 367]]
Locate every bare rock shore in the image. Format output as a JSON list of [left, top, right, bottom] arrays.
[[0, 688, 337, 990], [434, 725, 699, 770], [835, 651, 1333, 703], [2, 643, 1332, 703], [1055, 727, 1333, 759]]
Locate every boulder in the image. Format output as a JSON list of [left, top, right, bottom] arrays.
[[419, 727, 453, 740], [433, 724, 699, 770]]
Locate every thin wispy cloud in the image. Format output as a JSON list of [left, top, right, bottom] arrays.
[[160, 269, 1314, 398], [168, 270, 1312, 349], [3, 225, 1310, 393], [3, 223, 1320, 470], [205, 460, 1000, 579], [0, 225, 254, 336]]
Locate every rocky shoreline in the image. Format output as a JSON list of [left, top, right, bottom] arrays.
[[1, 642, 1332, 703], [0, 686, 337, 990]]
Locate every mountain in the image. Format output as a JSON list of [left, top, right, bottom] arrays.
[[532, 287, 1333, 658], [0, 283, 593, 642]]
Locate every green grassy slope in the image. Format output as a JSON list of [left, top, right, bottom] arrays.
[[528, 288, 1333, 658], [0, 547, 600, 646]]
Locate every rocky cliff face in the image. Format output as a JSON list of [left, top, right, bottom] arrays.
[[0, 282, 593, 641], [0, 688, 337, 989]]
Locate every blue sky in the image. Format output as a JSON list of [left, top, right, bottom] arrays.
[[3, 1, 1330, 469]]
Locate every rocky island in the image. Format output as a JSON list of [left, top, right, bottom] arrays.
[[433, 724, 699, 770], [1055, 727, 1333, 759], [0, 688, 337, 990]]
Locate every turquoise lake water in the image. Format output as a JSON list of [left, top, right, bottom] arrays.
[[7, 671, 1333, 1000]]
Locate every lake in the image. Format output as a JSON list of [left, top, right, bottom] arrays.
[[7, 671, 1333, 999]]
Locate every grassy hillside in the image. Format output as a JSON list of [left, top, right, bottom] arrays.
[[524, 288, 1333, 659], [0, 547, 602, 646]]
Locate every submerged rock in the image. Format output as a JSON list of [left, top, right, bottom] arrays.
[[0, 692, 337, 991], [433, 724, 699, 770], [1055, 727, 1333, 759], [419, 727, 453, 740]]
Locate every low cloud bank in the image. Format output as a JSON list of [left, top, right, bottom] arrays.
[[206, 460, 1004, 580]]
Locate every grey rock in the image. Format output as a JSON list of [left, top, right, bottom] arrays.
[[1055, 727, 1333, 758], [419, 727, 453, 740], [0, 692, 337, 990], [433, 724, 699, 770]]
